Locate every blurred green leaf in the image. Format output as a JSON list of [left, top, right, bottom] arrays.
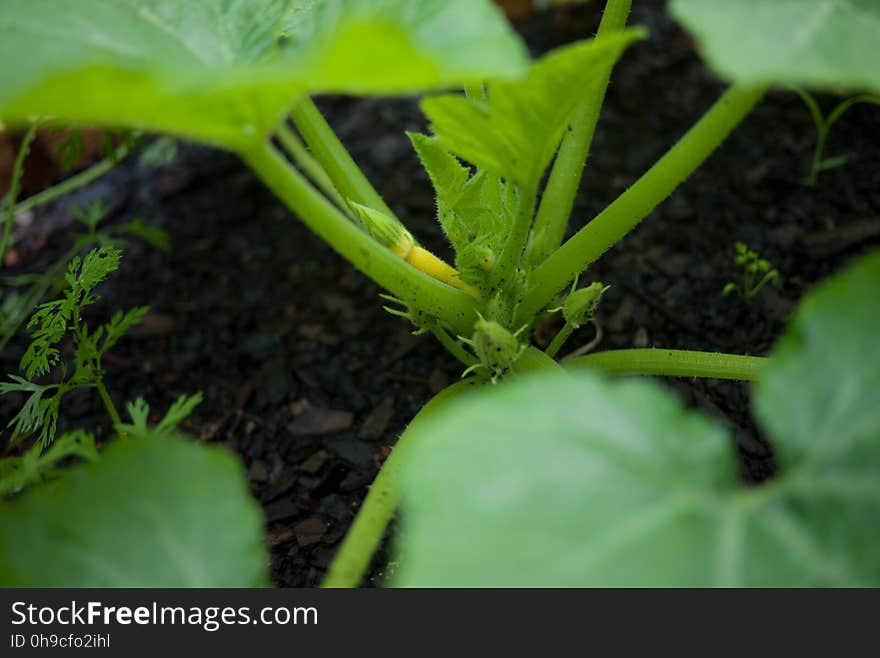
[[671, 0, 880, 92], [395, 252, 880, 586], [0, 0, 528, 148], [0, 431, 268, 586], [0, 430, 97, 498]]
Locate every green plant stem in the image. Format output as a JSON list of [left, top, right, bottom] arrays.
[[323, 379, 478, 587], [534, 0, 632, 261], [1, 122, 42, 265], [289, 97, 395, 218], [95, 379, 122, 427], [2, 142, 131, 219], [517, 84, 767, 326], [795, 88, 826, 187], [240, 142, 477, 335], [545, 323, 575, 359], [747, 271, 777, 301], [431, 326, 477, 367], [568, 348, 767, 381], [275, 124, 348, 211]]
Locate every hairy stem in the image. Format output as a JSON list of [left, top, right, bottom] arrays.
[[567, 348, 767, 381], [289, 97, 395, 218], [431, 325, 477, 367], [517, 84, 767, 326], [544, 323, 575, 359], [240, 142, 477, 335], [323, 380, 478, 587], [534, 0, 632, 261]]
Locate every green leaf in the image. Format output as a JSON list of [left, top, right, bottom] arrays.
[[755, 251, 880, 475], [157, 393, 204, 434], [120, 398, 152, 434], [0, 430, 97, 498], [395, 252, 880, 586], [815, 155, 849, 173], [670, 0, 880, 92], [20, 246, 121, 380], [409, 132, 519, 287], [395, 372, 738, 586], [0, 0, 528, 149], [116, 393, 202, 438], [113, 218, 171, 252], [72, 199, 110, 233], [410, 135, 502, 242], [0, 377, 52, 440], [0, 432, 268, 586], [420, 31, 643, 185], [101, 306, 149, 353]]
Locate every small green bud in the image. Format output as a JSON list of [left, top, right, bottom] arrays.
[[563, 282, 609, 328], [471, 315, 524, 379], [472, 245, 495, 272], [350, 202, 414, 257]]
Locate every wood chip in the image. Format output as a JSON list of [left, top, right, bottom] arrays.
[[288, 407, 353, 436], [293, 517, 327, 536], [264, 499, 300, 523], [299, 450, 330, 474], [358, 396, 395, 440]]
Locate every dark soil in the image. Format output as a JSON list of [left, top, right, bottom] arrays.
[[2, 0, 879, 586]]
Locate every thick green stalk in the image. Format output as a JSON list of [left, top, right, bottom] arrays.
[[276, 124, 348, 211], [289, 97, 395, 218], [240, 143, 477, 335], [517, 84, 767, 326], [534, 0, 632, 261], [568, 348, 767, 381], [323, 379, 478, 587]]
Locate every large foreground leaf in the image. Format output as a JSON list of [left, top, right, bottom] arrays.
[[0, 0, 527, 148], [671, 0, 880, 92], [394, 251, 880, 586], [0, 432, 268, 587]]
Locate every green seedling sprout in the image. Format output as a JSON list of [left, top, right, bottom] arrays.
[[794, 88, 880, 186], [460, 314, 527, 382], [722, 241, 780, 303], [0, 246, 146, 446]]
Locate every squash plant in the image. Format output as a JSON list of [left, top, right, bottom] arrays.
[[0, 0, 878, 587]]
